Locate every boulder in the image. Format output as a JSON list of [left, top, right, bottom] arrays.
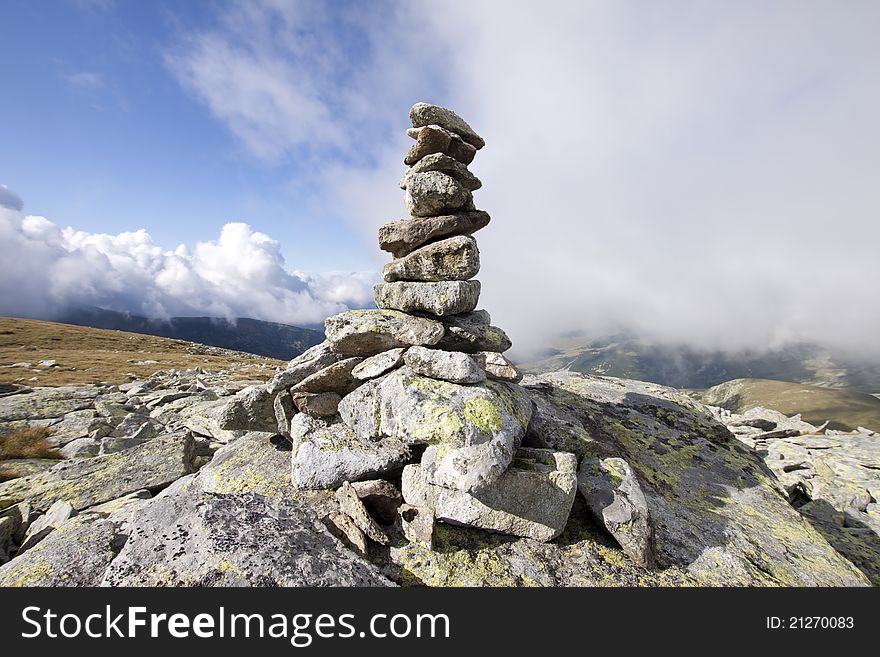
[[521, 371, 869, 585], [578, 456, 655, 568], [290, 357, 362, 395], [352, 348, 406, 381], [195, 432, 293, 498], [378, 211, 490, 258], [402, 448, 578, 541], [266, 341, 346, 394], [410, 102, 485, 149], [290, 414, 412, 490], [339, 367, 532, 492], [0, 433, 197, 512], [436, 310, 512, 353], [0, 458, 59, 481], [0, 385, 105, 422], [404, 346, 485, 384], [374, 280, 481, 316], [475, 351, 522, 383], [382, 235, 480, 283], [404, 171, 473, 217], [100, 478, 393, 586], [350, 479, 402, 525], [400, 153, 482, 191], [273, 389, 296, 437], [292, 391, 342, 418], [217, 385, 277, 432], [399, 503, 435, 550], [58, 437, 100, 459], [17, 499, 75, 553], [0, 514, 124, 586], [335, 481, 389, 545], [323, 511, 368, 558], [325, 309, 444, 356], [522, 388, 596, 461]]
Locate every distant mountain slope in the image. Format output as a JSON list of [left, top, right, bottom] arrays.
[[57, 307, 324, 361], [523, 335, 880, 393], [698, 378, 880, 432]]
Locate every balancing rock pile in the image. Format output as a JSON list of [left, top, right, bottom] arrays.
[[259, 103, 578, 547]]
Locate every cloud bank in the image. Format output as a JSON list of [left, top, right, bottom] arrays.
[[0, 201, 375, 326], [165, 0, 880, 357]]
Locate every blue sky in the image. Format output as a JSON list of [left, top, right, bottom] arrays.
[[2, 0, 879, 356]]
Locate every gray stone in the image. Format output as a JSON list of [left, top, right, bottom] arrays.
[[436, 310, 512, 353], [521, 371, 869, 585], [404, 346, 486, 384], [292, 391, 342, 418], [403, 448, 578, 541], [404, 171, 473, 217], [410, 102, 485, 149], [0, 458, 59, 481], [217, 385, 277, 432], [382, 235, 480, 283], [45, 410, 109, 447], [351, 479, 402, 525], [339, 368, 533, 493], [0, 433, 197, 512], [0, 514, 124, 586], [58, 437, 100, 459], [404, 125, 477, 166], [351, 348, 406, 381], [400, 153, 481, 191], [0, 385, 104, 422], [475, 351, 522, 383], [266, 341, 346, 394], [378, 211, 491, 258], [335, 481, 389, 545], [375, 280, 481, 316], [399, 503, 435, 550], [273, 389, 296, 437], [195, 432, 294, 498], [325, 309, 444, 356], [100, 478, 393, 586], [290, 357, 363, 395], [323, 511, 368, 558], [17, 499, 75, 553], [522, 388, 596, 461], [290, 414, 412, 490], [578, 456, 655, 568]]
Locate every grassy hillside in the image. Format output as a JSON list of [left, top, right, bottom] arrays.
[[699, 378, 880, 432], [0, 317, 284, 387]]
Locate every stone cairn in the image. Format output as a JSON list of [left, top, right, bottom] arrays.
[[256, 103, 578, 551]]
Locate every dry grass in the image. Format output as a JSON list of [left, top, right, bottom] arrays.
[[0, 316, 284, 387], [0, 426, 61, 461]]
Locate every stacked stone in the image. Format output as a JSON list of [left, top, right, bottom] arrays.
[[258, 103, 578, 546]]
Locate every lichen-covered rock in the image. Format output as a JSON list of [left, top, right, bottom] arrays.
[[403, 346, 485, 384], [273, 389, 296, 437], [382, 235, 480, 283], [378, 211, 490, 258], [374, 280, 481, 316], [475, 351, 522, 383], [325, 309, 444, 356], [266, 341, 346, 394], [100, 479, 394, 587], [798, 500, 880, 586], [0, 458, 59, 481], [523, 386, 597, 460], [436, 310, 512, 353], [0, 513, 125, 587], [195, 432, 293, 498], [339, 367, 532, 493], [404, 171, 473, 217], [400, 153, 482, 191], [399, 503, 434, 550], [410, 102, 485, 149], [290, 415, 412, 490], [0, 385, 105, 422], [352, 348, 406, 381], [58, 438, 100, 459], [18, 499, 74, 553], [521, 371, 869, 585], [290, 357, 363, 395], [403, 448, 577, 541], [578, 456, 654, 568], [217, 385, 277, 432], [0, 433, 196, 512]]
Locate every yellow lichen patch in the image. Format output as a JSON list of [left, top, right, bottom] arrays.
[[463, 397, 502, 433], [411, 401, 464, 444]]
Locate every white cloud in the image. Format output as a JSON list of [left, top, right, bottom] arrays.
[[158, 1, 880, 358], [0, 184, 23, 211], [0, 202, 375, 326]]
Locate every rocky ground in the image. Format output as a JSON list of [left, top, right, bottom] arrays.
[[0, 361, 876, 586]]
